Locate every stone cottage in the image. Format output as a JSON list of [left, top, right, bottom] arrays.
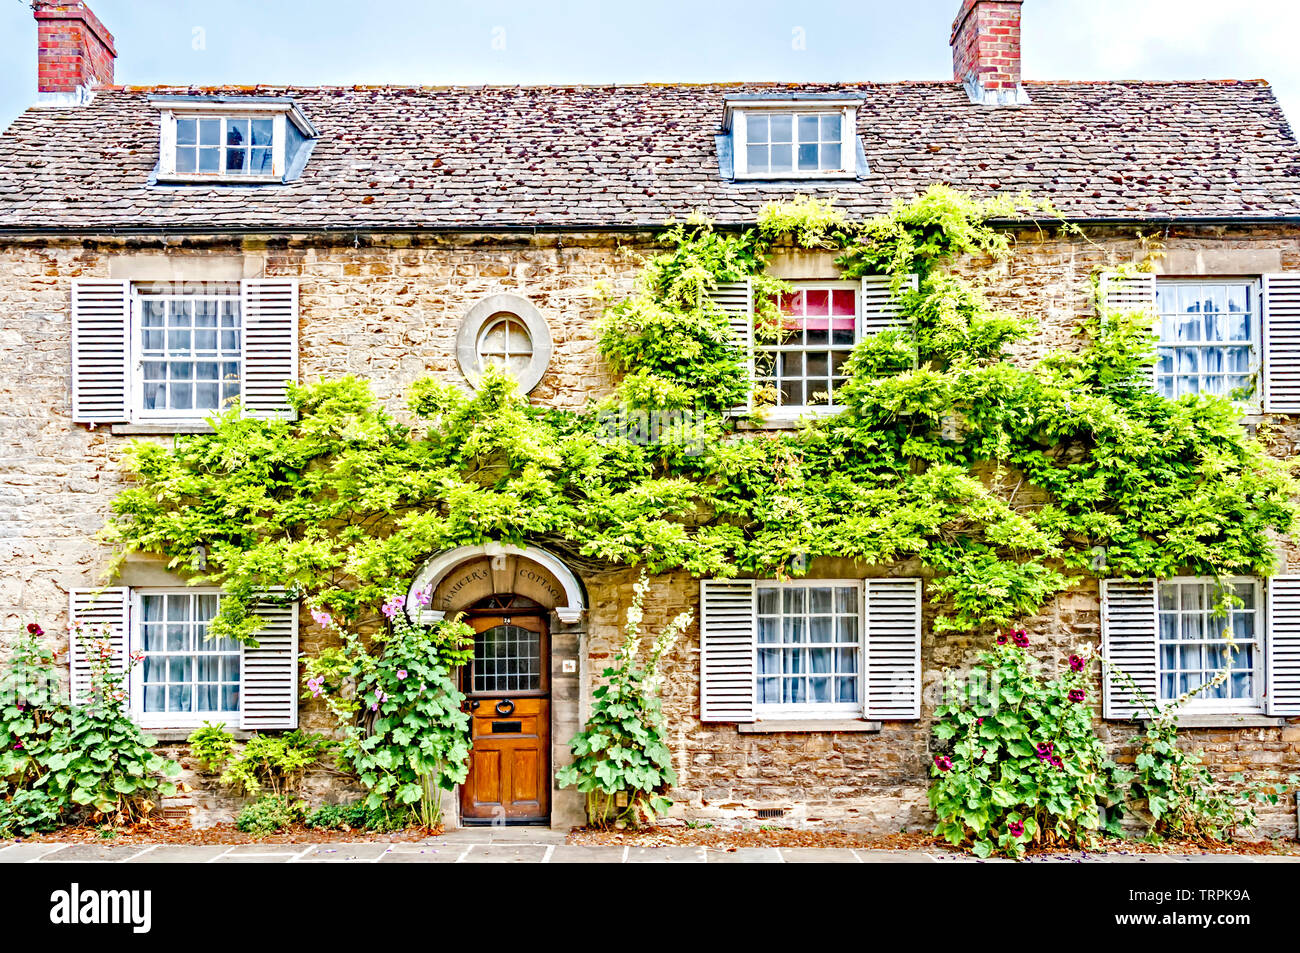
[[3, 0, 1300, 832]]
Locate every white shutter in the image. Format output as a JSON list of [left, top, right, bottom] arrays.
[[1100, 578, 1158, 720], [1266, 576, 1300, 716], [71, 280, 130, 424], [1262, 274, 1300, 414], [240, 595, 299, 729], [699, 578, 756, 722], [705, 280, 753, 415], [864, 578, 922, 720], [68, 588, 129, 704], [240, 279, 299, 419], [1098, 272, 1157, 317], [860, 274, 919, 336]]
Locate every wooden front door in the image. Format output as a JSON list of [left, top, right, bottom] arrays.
[[460, 612, 550, 823]]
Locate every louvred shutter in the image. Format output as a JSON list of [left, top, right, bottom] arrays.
[[864, 578, 922, 720], [240, 279, 299, 419], [699, 578, 756, 722], [1266, 576, 1300, 716], [1262, 274, 1300, 414], [68, 588, 129, 705], [1100, 578, 1158, 720], [704, 280, 754, 415], [860, 274, 919, 336], [240, 595, 299, 730], [71, 280, 130, 424], [1098, 272, 1157, 317], [1099, 273, 1158, 388]]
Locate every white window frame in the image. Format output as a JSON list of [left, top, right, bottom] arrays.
[[756, 280, 860, 418], [728, 100, 859, 181], [128, 588, 242, 730], [155, 105, 289, 184], [128, 283, 242, 423], [1156, 576, 1265, 715], [755, 579, 864, 719], [1154, 278, 1262, 411]]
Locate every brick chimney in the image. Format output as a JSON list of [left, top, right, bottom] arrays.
[[950, 0, 1028, 106], [33, 1, 116, 104]]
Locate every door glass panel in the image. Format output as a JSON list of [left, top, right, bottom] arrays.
[[472, 624, 542, 694]]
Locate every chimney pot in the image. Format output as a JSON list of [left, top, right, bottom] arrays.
[[33, 1, 116, 104]]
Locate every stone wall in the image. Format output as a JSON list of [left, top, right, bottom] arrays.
[[1, 223, 1298, 836]]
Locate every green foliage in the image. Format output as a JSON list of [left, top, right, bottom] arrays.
[[187, 722, 236, 771], [557, 573, 689, 827], [235, 794, 304, 835], [0, 624, 178, 837], [301, 599, 472, 827], [304, 799, 412, 832], [929, 634, 1126, 859], [190, 727, 335, 798], [1124, 717, 1292, 843], [104, 186, 1296, 641]]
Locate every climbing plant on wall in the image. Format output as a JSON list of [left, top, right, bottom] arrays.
[[106, 185, 1297, 645]]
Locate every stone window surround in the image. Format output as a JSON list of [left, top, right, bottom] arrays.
[[456, 293, 554, 395]]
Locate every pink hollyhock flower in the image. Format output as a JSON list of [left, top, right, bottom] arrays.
[[1069, 654, 1084, 672], [396, 669, 408, 680], [934, 755, 953, 772], [307, 675, 325, 697], [310, 609, 333, 629], [381, 595, 405, 619], [1008, 821, 1024, 838], [1068, 689, 1086, 703]]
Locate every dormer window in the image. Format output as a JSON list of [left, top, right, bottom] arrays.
[[149, 95, 318, 185], [722, 97, 862, 181]]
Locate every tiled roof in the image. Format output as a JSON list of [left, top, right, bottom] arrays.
[[1, 80, 1298, 231]]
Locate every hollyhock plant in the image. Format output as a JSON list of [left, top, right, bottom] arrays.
[[929, 628, 1126, 860]]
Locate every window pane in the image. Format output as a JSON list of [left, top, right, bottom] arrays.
[[820, 114, 841, 141], [770, 143, 792, 172], [769, 114, 792, 142], [748, 114, 768, 142]]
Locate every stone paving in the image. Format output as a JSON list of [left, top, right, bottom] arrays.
[[2, 827, 1298, 863]]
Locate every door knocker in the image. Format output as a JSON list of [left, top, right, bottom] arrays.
[[495, 699, 515, 716]]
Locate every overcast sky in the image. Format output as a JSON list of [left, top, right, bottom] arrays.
[[2, 0, 1299, 130]]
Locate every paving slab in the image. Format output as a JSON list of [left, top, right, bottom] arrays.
[[461, 844, 552, 863], [626, 846, 705, 863], [0, 843, 73, 862], [548, 845, 624, 864], [705, 847, 783, 863], [378, 845, 470, 863], [125, 845, 231, 863], [36, 845, 150, 863], [213, 855, 294, 863], [295, 843, 392, 862], [219, 844, 306, 856], [779, 847, 861, 863]]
